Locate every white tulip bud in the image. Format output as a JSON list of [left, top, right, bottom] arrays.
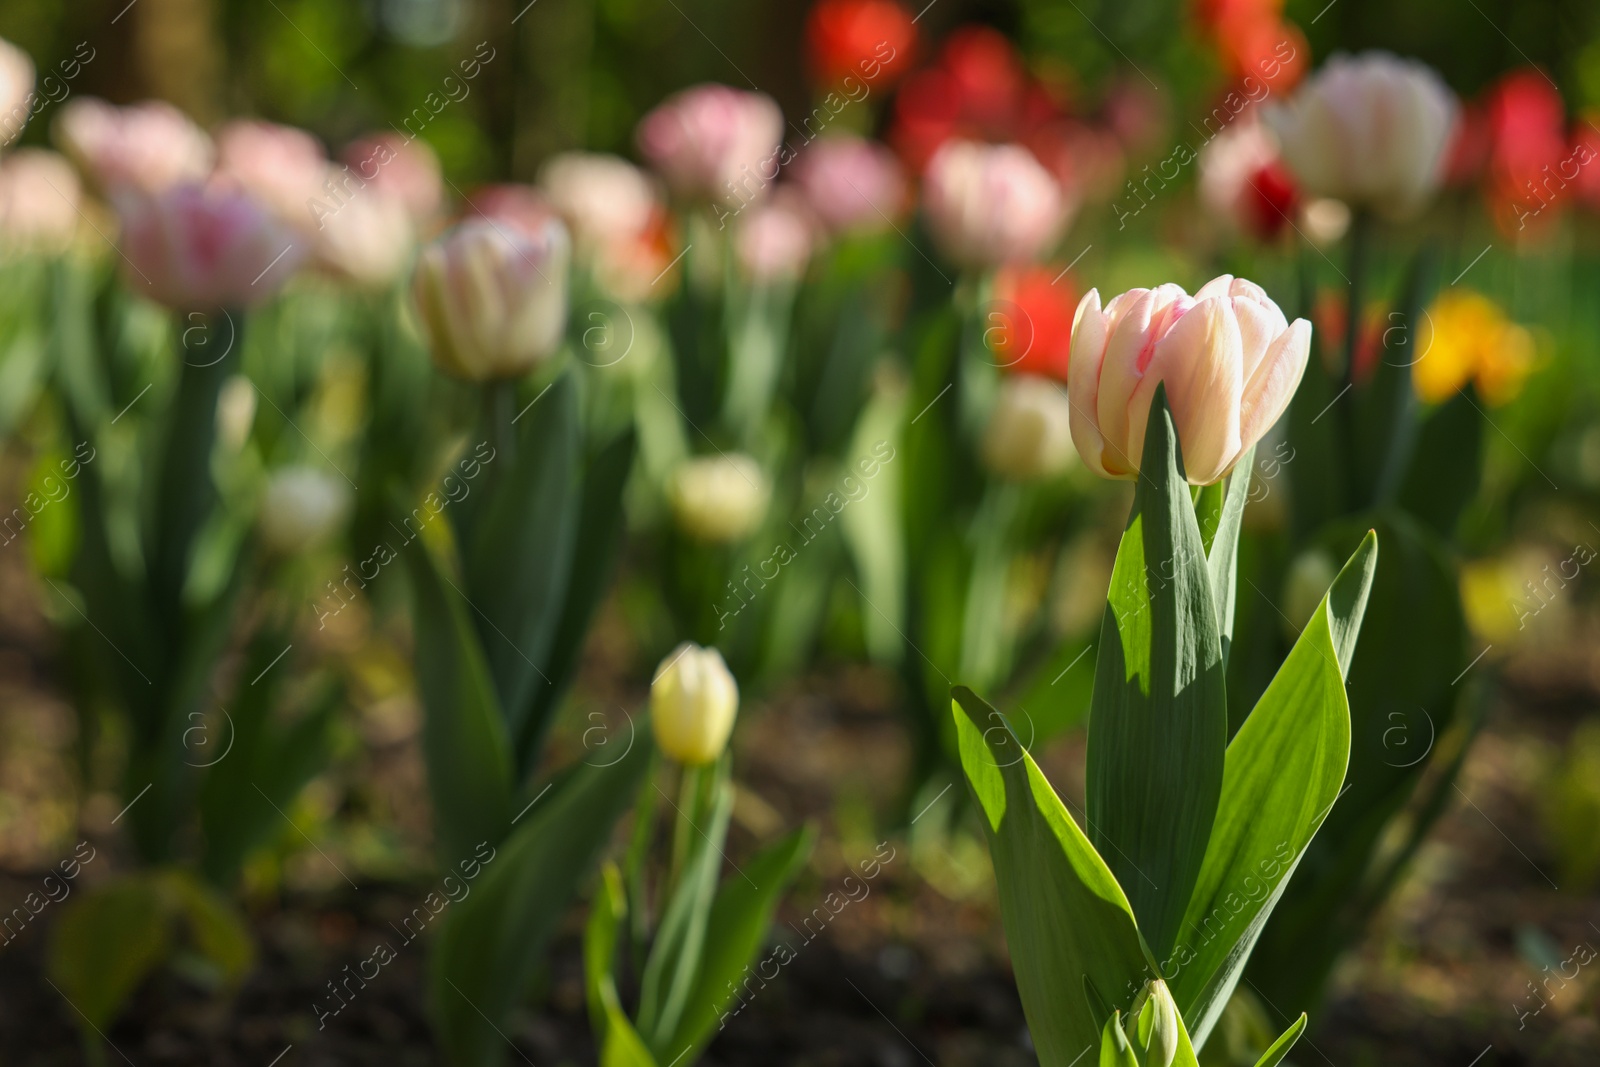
[[258, 467, 349, 556], [1142, 979, 1181, 1067], [982, 375, 1076, 481], [650, 642, 738, 765], [667, 454, 769, 543]]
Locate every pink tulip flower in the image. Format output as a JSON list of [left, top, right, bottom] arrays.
[[792, 136, 906, 234], [117, 183, 305, 310], [1068, 276, 1311, 485], [636, 84, 784, 206], [922, 139, 1066, 269], [53, 98, 214, 195]]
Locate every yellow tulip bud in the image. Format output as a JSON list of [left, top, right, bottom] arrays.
[[650, 642, 738, 765]]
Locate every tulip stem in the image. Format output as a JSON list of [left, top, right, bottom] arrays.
[[1342, 210, 1372, 394], [485, 380, 517, 469]]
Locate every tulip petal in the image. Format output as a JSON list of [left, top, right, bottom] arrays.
[[1128, 297, 1244, 486], [1239, 317, 1312, 456], [1067, 288, 1111, 477]]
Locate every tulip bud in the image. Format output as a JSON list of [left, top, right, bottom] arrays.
[[116, 183, 306, 310], [411, 216, 571, 382], [922, 140, 1066, 269], [1068, 276, 1311, 486], [0, 37, 35, 148], [212, 119, 329, 232], [1135, 979, 1180, 1067], [0, 149, 81, 255], [339, 133, 443, 223], [650, 642, 739, 765], [667, 454, 769, 543], [258, 467, 349, 556], [1267, 51, 1458, 220], [982, 375, 1075, 481], [791, 136, 906, 235], [539, 151, 661, 254], [54, 98, 214, 195], [314, 180, 415, 290], [635, 83, 784, 206]]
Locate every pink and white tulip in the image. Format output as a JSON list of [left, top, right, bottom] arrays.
[[339, 133, 444, 223], [922, 140, 1066, 269], [0, 149, 81, 254], [635, 84, 784, 206], [116, 183, 305, 310], [212, 119, 328, 232], [792, 136, 906, 234], [0, 36, 35, 148], [1068, 276, 1311, 485], [411, 216, 571, 382], [54, 98, 214, 195], [1267, 51, 1457, 220]]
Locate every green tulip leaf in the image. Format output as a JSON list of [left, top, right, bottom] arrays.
[[954, 686, 1207, 1067], [585, 864, 660, 1067], [404, 533, 514, 866], [661, 824, 816, 1063], [1252, 1012, 1307, 1067], [1204, 445, 1254, 667], [1086, 386, 1228, 959], [1169, 531, 1377, 1046], [1099, 1010, 1140, 1067], [461, 372, 579, 742], [47, 877, 171, 1031], [638, 777, 735, 1049], [431, 738, 650, 1067]]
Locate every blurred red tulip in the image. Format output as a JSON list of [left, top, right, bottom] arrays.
[[1571, 116, 1600, 211], [805, 0, 917, 90], [1483, 69, 1568, 232], [989, 265, 1076, 381]]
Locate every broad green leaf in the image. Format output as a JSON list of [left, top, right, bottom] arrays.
[[47, 877, 170, 1030], [1170, 531, 1377, 1047], [1354, 246, 1438, 506], [954, 686, 1168, 1067], [1086, 387, 1227, 958], [584, 864, 659, 1067], [1398, 387, 1483, 537], [1205, 446, 1254, 666], [516, 427, 637, 773], [431, 738, 650, 1067], [405, 535, 514, 866], [663, 824, 817, 1062], [638, 778, 734, 1050], [1252, 1013, 1306, 1067], [462, 372, 579, 740]]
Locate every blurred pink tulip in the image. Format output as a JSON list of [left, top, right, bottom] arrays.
[[0, 149, 81, 254], [0, 36, 35, 148], [539, 151, 660, 253], [922, 139, 1065, 268], [792, 136, 906, 234], [635, 84, 784, 205], [339, 132, 443, 223], [213, 119, 327, 231], [411, 216, 571, 382], [54, 98, 214, 195], [1068, 276, 1310, 485], [117, 183, 306, 310], [1267, 51, 1457, 220], [314, 178, 415, 290], [735, 195, 814, 282]]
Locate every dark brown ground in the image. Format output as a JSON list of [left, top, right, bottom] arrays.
[[1, 544, 1598, 1065]]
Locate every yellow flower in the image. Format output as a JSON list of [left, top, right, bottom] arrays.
[[1414, 290, 1535, 406]]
